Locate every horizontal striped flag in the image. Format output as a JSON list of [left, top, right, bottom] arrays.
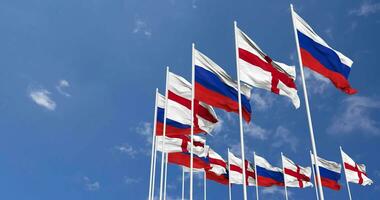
[[255, 154, 284, 187], [235, 26, 300, 108], [194, 48, 252, 122], [311, 153, 342, 190], [292, 10, 357, 94], [206, 148, 229, 185]]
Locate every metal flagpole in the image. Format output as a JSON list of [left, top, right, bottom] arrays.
[[152, 136, 158, 200], [182, 168, 185, 200], [190, 43, 196, 200], [310, 151, 320, 200], [233, 21, 248, 200], [281, 153, 289, 200], [204, 171, 207, 200], [164, 153, 168, 200], [159, 67, 170, 200], [253, 152, 259, 200], [340, 146, 353, 200], [228, 148, 232, 200], [148, 89, 159, 200], [290, 4, 324, 200]]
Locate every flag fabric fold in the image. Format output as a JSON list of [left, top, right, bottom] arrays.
[[292, 10, 357, 94], [235, 26, 300, 108], [341, 149, 373, 186], [282, 155, 313, 188], [228, 151, 256, 186], [254, 154, 284, 187], [206, 148, 229, 185], [156, 72, 218, 136], [194, 48, 252, 122], [311, 153, 342, 190]]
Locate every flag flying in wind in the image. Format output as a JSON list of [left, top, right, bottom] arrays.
[[282, 155, 313, 188], [156, 72, 218, 136], [168, 135, 211, 170], [206, 148, 229, 185], [235, 26, 300, 108], [155, 135, 208, 155], [292, 10, 357, 94], [228, 151, 256, 186], [311, 153, 342, 190], [254, 154, 284, 187], [194, 48, 252, 122], [341, 149, 373, 186]]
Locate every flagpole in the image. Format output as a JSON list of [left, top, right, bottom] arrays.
[[148, 89, 159, 200], [163, 153, 168, 200], [159, 67, 170, 200], [204, 171, 207, 200], [254, 152, 259, 200], [234, 20, 248, 200], [190, 42, 196, 200], [290, 4, 324, 200], [281, 153, 289, 200], [340, 146, 353, 200], [182, 168, 186, 200], [228, 148, 232, 200], [151, 133, 158, 200], [310, 151, 320, 200]]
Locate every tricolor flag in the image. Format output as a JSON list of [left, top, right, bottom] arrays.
[[156, 72, 218, 136], [254, 154, 284, 187], [311, 153, 342, 190], [206, 148, 229, 185], [282, 155, 313, 188], [228, 151, 256, 186], [341, 149, 373, 186], [235, 26, 300, 108], [194, 48, 252, 122], [292, 10, 357, 94]]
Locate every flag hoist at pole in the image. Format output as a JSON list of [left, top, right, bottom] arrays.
[[148, 88, 159, 200]]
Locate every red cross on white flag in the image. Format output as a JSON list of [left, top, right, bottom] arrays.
[[341, 149, 373, 186], [282, 155, 313, 188]]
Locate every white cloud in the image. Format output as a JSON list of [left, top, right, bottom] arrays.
[[133, 19, 152, 37], [350, 1, 380, 16], [213, 118, 224, 135], [83, 176, 100, 191], [261, 186, 291, 197], [124, 177, 141, 184], [114, 143, 138, 158], [302, 68, 330, 94], [29, 88, 56, 111], [244, 123, 270, 140], [136, 122, 153, 143], [328, 96, 380, 135], [271, 126, 298, 152], [250, 92, 275, 111], [56, 79, 71, 97]]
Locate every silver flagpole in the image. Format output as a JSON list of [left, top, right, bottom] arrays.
[[190, 43, 195, 200], [182, 168, 185, 200], [233, 20, 248, 200], [290, 4, 325, 200], [204, 171, 207, 200], [159, 67, 170, 200], [228, 148, 232, 200], [163, 153, 168, 200], [253, 152, 259, 200], [148, 89, 159, 200], [281, 153, 289, 200], [340, 146, 353, 200], [310, 151, 320, 200], [151, 135, 158, 200]]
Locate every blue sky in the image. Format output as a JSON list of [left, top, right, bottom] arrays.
[[0, 0, 379, 199]]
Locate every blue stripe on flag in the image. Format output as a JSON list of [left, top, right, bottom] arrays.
[[256, 166, 284, 183]]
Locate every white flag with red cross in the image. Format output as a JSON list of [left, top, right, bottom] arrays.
[[282, 154, 313, 188], [341, 149, 373, 186]]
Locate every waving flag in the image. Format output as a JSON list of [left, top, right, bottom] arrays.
[[206, 148, 229, 185], [254, 154, 284, 187], [228, 151, 256, 186], [282, 155, 313, 188], [194, 48, 252, 122], [235, 26, 300, 108], [156, 72, 218, 136], [341, 149, 373, 186], [311, 153, 342, 190], [292, 10, 357, 94], [155, 135, 207, 155]]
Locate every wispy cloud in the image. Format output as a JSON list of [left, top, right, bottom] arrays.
[[136, 122, 153, 143], [56, 79, 71, 97], [328, 96, 380, 135], [124, 176, 141, 184], [271, 126, 299, 152], [250, 92, 275, 111], [29, 88, 56, 111], [132, 19, 152, 37], [244, 123, 270, 140], [114, 143, 138, 158], [83, 176, 100, 191], [350, 1, 380, 16], [302, 68, 330, 94], [261, 186, 291, 198]]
